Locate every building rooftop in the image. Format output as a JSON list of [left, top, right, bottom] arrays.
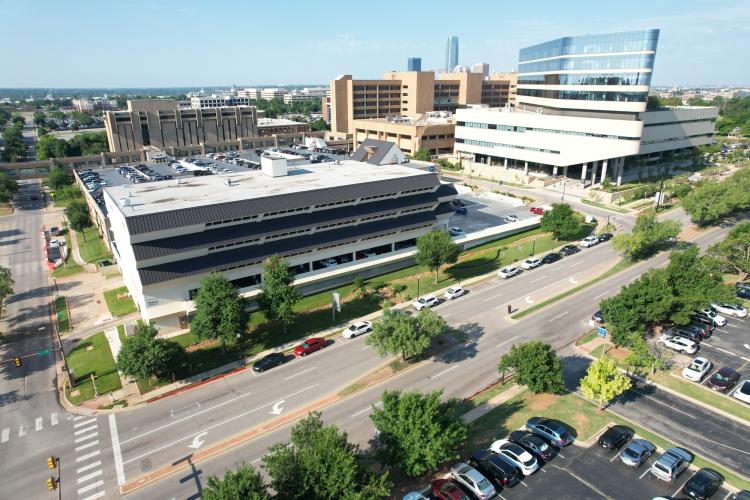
[[353, 114, 455, 126], [257, 118, 307, 127], [105, 160, 430, 218]]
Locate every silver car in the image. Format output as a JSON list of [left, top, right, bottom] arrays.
[[620, 439, 656, 467], [650, 447, 691, 482], [450, 462, 496, 499]]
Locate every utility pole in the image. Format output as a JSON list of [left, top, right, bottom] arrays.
[[655, 176, 666, 212]]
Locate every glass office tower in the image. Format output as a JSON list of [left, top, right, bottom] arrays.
[[445, 36, 459, 71]]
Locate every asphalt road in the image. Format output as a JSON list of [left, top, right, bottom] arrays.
[[124, 216, 749, 499]]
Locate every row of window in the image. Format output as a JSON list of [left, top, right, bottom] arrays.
[[208, 237, 261, 251], [519, 30, 660, 62], [518, 89, 648, 102], [353, 85, 401, 91], [353, 93, 402, 99], [641, 133, 713, 145], [457, 121, 640, 140], [643, 118, 717, 127], [518, 72, 652, 86], [519, 55, 656, 74], [456, 138, 561, 154]]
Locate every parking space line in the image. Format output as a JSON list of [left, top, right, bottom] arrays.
[[628, 388, 696, 419], [609, 447, 626, 462], [727, 323, 739, 328], [702, 370, 718, 385], [724, 491, 734, 500], [638, 467, 652, 479]]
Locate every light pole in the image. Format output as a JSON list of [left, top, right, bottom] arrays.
[[561, 178, 567, 202], [655, 176, 666, 212]]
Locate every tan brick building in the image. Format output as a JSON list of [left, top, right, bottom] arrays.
[[352, 116, 455, 155]]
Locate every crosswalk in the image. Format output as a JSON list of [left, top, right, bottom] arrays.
[[0, 412, 60, 444], [72, 415, 106, 500]]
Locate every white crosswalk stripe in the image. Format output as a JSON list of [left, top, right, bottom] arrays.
[[35, 417, 43, 431], [75, 432, 98, 443], [0, 413, 71, 445], [77, 469, 103, 484], [77, 480, 104, 494], [74, 425, 97, 435], [75, 450, 100, 463], [74, 418, 97, 428], [81, 492, 105, 500], [75, 439, 99, 451], [51, 412, 58, 426], [72, 419, 106, 499]]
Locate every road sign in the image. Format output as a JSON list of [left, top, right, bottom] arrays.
[[596, 327, 608, 337], [37, 348, 51, 356]]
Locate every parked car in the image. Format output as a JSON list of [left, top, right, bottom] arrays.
[[682, 357, 712, 382], [505, 214, 519, 223], [688, 316, 716, 334], [413, 295, 439, 310], [454, 206, 468, 215], [294, 337, 326, 356], [451, 198, 466, 208], [444, 286, 465, 300], [521, 257, 541, 270], [508, 430, 555, 462], [710, 302, 748, 318], [696, 308, 727, 327], [592, 310, 604, 323], [450, 462, 496, 499], [734, 380, 750, 404], [597, 232, 613, 242], [252, 353, 286, 372], [685, 321, 712, 338], [650, 447, 692, 482], [342, 321, 372, 339], [449, 227, 465, 237], [559, 244, 579, 256], [580, 236, 599, 248], [525, 417, 574, 447], [49, 226, 61, 236], [529, 207, 544, 215], [403, 492, 428, 500], [707, 367, 740, 392], [497, 266, 519, 279], [620, 439, 656, 467], [541, 252, 561, 264], [490, 439, 539, 475], [598, 425, 631, 450], [659, 334, 698, 354], [320, 258, 338, 268], [665, 326, 702, 343], [737, 287, 750, 300], [431, 479, 470, 500], [682, 468, 724, 500], [468, 449, 521, 488]]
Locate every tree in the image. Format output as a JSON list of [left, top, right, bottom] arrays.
[[366, 308, 445, 360], [681, 182, 734, 226], [353, 276, 367, 298], [497, 341, 565, 394], [0, 171, 18, 203], [411, 149, 432, 161], [611, 212, 680, 259], [69, 131, 109, 155], [414, 229, 460, 284], [191, 273, 247, 351], [65, 199, 92, 238], [579, 356, 632, 410], [309, 118, 329, 131], [263, 412, 391, 500], [1, 124, 27, 162], [32, 111, 46, 127], [370, 390, 468, 477], [709, 221, 750, 281], [203, 463, 269, 500], [0, 265, 14, 314], [257, 255, 300, 334], [116, 323, 184, 380], [625, 334, 671, 376], [540, 203, 581, 241], [46, 166, 72, 189], [38, 135, 71, 160]]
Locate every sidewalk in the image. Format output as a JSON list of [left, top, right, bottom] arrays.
[[67, 227, 89, 267], [460, 384, 525, 423]]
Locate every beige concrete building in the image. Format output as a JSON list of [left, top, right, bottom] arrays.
[[104, 99, 258, 156], [257, 118, 311, 136], [352, 115, 455, 155]]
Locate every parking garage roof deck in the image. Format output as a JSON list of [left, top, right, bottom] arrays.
[[105, 161, 432, 219]]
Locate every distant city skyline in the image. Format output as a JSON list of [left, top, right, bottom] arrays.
[[1, 0, 749, 87]]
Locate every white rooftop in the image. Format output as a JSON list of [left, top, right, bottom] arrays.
[[104, 160, 430, 217], [258, 118, 307, 127]]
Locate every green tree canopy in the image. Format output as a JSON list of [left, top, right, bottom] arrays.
[[0, 172, 19, 203], [625, 334, 672, 376], [540, 203, 581, 241], [611, 211, 680, 259], [263, 412, 391, 500], [64, 199, 92, 236], [203, 463, 269, 500], [366, 308, 446, 360], [46, 166, 72, 189], [1, 124, 27, 162], [191, 273, 247, 350], [116, 323, 184, 380], [257, 255, 300, 334], [411, 149, 432, 161], [497, 341, 565, 394], [371, 390, 468, 477], [0, 265, 14, 308], [580, 356, 632, 410], [709, 220, 750, 281], [415, 229, 460, 283]]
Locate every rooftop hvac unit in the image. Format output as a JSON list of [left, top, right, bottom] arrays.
[[120, 197, 129, 207]]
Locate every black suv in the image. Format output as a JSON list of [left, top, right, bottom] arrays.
[[666, 326, 702, 343], [682, 468, 723, 499], [541, 252, 561, 264], [559, 245, 579, 256], [685, 321, 711, 338], [469, 449, 520, 488], [690, 314, 717, 331]]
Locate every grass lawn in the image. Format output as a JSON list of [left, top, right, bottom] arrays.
[[581, 198, 630, 214], [52, 230, 84, 278], [55, 296, 70, 333], [103, 286, 138, 317], [65, 332, 122, 404], [117, 324, 126, 343], [652, 371, 750, 423], [77, 225, 112, 263]]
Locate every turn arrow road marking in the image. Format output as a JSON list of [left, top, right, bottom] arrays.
[[188, 431, 208, 449], [525, 296, 534, 304], [270, 400, 285, 415]]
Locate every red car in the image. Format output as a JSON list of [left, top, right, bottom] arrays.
[[529, 207, 544, 215], [294, 337, 326, 356], [432, 479, 470, 500]]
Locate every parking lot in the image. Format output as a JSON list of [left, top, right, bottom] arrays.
[[448, 193, 537, 235]]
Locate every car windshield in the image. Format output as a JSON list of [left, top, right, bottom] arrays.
[[535, 440, 549, 451], [688, 363, 702, 371], [477, 478, 492, 490], [623, 448, 640, 459], [715, 372, 730, 382], [301, 342, 309, 349], [653, 462, 669, 474]]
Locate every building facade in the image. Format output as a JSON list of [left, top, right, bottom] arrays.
[[473, 63, 489, 78], [352, 115, 455, 155], [446, 36, 459, 71], [73, 98, 117, 113], [260, 88, 289, 101], [190, 95, 253, 109], [104, 157, 456, 331], [408, 57, 422, 71], [453, 29, 718, 185], [257, 118, 311, 136]]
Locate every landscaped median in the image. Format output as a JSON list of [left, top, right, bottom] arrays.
[[54, 296, 70, 333]]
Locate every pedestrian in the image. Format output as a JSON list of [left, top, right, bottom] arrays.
[[507, 304, 512, 315]]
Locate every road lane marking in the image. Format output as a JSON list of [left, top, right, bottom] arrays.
[[75, 425, 98, 435], [628, 388, 696, 420], [109, 414, 126, 485], [76, 460, 101, 474], [77, 469, 103, 484], [593, 290, 609, 300], [75, 418, 97, 428], [251, 456, 263, 464], [727, 323, 738, 328], [75, 440, 99, 451], [549, 311, 569, 322], [77, 480, 104, 494], [18, 425, 26, 437], [121, 384, 320, 466], [1, 428, 8, 443], [530, 275, 547, 284], [35, 417, 42, 431], [81, 492, 105, 500], [75, 432, 98, 443], [351, 401, 383, 418], [482, 294, 501, 303], [498, 336, 520, 348], [283, 366, 317, 381], [431, 365, 459, 379], [50, 412, 58, 426], [76, 450, 100, 463]]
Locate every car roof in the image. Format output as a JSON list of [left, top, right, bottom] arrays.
[[663, 447, 691, 463], [717, 366, 738, 375]]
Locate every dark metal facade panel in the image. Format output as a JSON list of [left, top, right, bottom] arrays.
[[124, 173, 439, 235], [350, 138, 397, 165], [435, 202, 457, 216], [436, 183, 458, 198], [131, 192, 440, 260], [137, 210, 438, 286]]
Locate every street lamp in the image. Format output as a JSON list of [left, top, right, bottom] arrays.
[[561, 178, 567, 202]]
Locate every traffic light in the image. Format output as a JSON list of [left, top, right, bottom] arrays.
[[47, 456, 56, 469], [14, 357, 22, 368], [46, 477, 56, 490]]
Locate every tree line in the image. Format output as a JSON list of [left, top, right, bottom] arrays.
[[1, 114, 28, 162], [37, 131, 109, 160], [681, 168, 750, 226]]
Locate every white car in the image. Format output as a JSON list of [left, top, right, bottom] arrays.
[[444, 286, 465, 300], [659, 334, 698, 354], [733, 380, 750, 404], [413, 295, 439, 311], [320, 258, 338, 268], [700, 308, 727, 327], [490, 439, 539, 476], [449, 462, 496, 500], [505, 214, 519, 223], [521, 257, 541, 270], [498, 266, 519, 279], [448, 227, 465, 237], [682, 357, 712, 382], [581, 236, 599, 248], [343, 321, 372, 339], [710, 302, 748, 318]]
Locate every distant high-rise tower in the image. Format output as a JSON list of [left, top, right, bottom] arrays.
[[445, 36, 459, 71], [472, 63, 489, 78], [407, 57, 422, 71]]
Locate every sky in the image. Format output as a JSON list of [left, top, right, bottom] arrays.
[[1, 0, 748, 88]]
